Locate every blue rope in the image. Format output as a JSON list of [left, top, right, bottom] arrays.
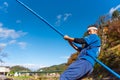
[[16, 0, 120, 79], [88, 53, 120, 79]]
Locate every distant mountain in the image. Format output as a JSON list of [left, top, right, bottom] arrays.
[[37, 63, 67, 73]]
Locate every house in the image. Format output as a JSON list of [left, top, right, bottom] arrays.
[[0, 66, 10, 75]]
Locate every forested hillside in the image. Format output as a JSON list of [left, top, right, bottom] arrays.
[[92, 11, 120, 79]]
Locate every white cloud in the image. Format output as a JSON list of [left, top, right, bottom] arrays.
[[55, 13, 72, 26], [20, 64, 46, 70], [16, 20, 22, 24], [17, 42, 27, 49], [0, 2, 9, 13], [0, 43, 7, 50], [60, 56, 69, 59], [3, 2, 8, 7], [109, 4, 120, 15], [2, 63, 47, 71], [8, 40, 17, 44], [0, 40, 27, 50], [57, 14, 62, 19], [0, 27, 27, 39], [0, 23, 27, 49], [0, 22, 3, 27], [8, 40, 27, 49], [55, 14, 62, 26], [64, 13, 72, 21]]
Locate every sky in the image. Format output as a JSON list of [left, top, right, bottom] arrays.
[[0, 0, 120, 70]]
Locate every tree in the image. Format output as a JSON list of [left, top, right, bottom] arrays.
[[0, 47, 8, 65], [112, 10, 120, 20], [66, 52, 79, 66], [92, 17, 120, 79]]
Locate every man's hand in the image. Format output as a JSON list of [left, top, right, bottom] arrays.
[[64, 35, 74, 41], [64, 35, 70, 40]]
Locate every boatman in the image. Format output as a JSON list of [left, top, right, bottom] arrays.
[[60, 25, 101, 80]]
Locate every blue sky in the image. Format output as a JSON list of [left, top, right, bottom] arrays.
[[0, 0, 120, 70]]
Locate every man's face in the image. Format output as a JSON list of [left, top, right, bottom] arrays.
[[88, 29, 97, 34]]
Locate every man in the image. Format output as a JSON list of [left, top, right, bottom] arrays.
[[60, 25, 101, 80]]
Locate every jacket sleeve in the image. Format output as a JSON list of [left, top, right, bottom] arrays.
[[74, 38, 88, 45]]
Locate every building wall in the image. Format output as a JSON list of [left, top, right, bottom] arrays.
[[0, 66, 10, 75]]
